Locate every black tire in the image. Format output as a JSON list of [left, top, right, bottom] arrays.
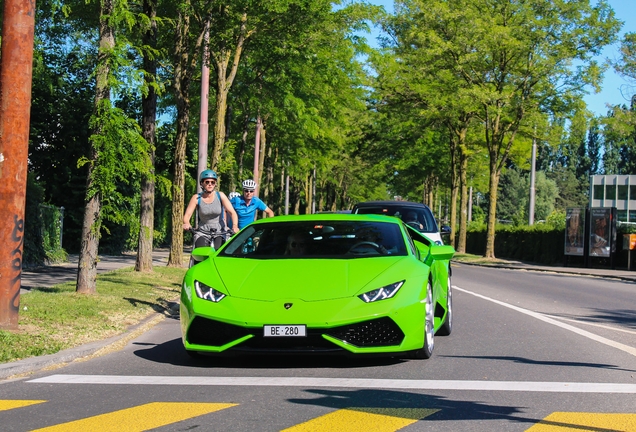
[[412, 280, 435, 359], [185, 349, 202, 359], [437, 277, 452, 336]]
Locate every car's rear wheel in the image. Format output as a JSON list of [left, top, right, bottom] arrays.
[[437, 276, 452, 336], [412, 280, 435, 359]]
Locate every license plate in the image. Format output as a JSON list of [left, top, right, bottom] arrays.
[[263, 325, 306, 337]]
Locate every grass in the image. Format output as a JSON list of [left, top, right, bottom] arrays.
[[0, 266, 185, 364], [451, 252, 512, 265]]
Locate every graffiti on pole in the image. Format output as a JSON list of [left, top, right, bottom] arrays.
[[9, 214, 24, 311]]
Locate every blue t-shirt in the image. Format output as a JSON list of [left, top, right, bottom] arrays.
[[231, 196, 268, 229]]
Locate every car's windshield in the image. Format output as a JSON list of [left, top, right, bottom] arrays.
[[354, 205, 438, 233], [220, 221, 408, 258]]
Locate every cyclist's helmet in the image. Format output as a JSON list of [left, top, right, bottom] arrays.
[[242, 179, 257, 190], [229, 191, 241, 199], [200, 169, 218, 183]]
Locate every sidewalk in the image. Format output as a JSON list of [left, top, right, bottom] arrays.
[[453, 257, 636, 283], [20, 249, 174, 294]]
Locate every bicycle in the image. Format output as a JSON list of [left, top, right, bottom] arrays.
[[188, 227, 234, 268]]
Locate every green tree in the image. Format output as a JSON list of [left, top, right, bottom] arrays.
[[135, 0, 160, 272], [76, 0, 150, 293], [497, 167, 527, 225], [392, 0, 619, 258], [28, 0, 96, 254]]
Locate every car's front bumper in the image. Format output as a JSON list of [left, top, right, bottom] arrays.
[[180, 284, 428, 356]]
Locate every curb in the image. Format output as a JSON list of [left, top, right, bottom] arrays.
[[453, 260, 636, 283], [0, 309, 174, 381]]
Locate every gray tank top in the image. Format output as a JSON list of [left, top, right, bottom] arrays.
[[197, 193, 223, 233]]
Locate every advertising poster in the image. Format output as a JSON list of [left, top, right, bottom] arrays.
[[564, 208, 584, 256], [589, 208, 612, 257]]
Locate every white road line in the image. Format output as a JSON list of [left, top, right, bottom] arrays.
[[543, 314, 636, 336], [27, 375, 636, 393], [453, 285, 636, 357]]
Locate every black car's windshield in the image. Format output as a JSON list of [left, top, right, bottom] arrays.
[[354, 205, 438, 233], [220, 221, 408, 258]]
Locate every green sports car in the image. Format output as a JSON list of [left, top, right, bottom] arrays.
[[180, 214, 455, 359]]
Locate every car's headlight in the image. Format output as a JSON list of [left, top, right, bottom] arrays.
[[358, 280, 404, 303], [194, 280, 226, 302]]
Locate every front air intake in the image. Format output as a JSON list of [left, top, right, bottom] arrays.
[[325, 317, 404, 347]]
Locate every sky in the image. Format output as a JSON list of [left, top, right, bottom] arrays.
[[362, 0, 636, 117]]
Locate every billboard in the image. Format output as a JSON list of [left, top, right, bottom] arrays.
[[589, 208, 614, 257], [564, 208, 584, 256]]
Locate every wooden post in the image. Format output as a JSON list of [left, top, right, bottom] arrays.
[[0, 0, 36, 329]]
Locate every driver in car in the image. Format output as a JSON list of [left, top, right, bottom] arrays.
[[404, 211, 424, 230], [352, 227, 388, 255]]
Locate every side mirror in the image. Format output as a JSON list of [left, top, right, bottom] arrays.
[[191, 246, 214, 263], [440, 225, 451, 236], [429, 244, 455, 262]]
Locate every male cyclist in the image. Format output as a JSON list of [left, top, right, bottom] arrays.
[[230, 179, 274, 229]]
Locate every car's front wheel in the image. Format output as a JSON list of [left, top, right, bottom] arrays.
[[437, 276, 452, 336], [185, 349, 202, 359], [412, 280, 435, 359]]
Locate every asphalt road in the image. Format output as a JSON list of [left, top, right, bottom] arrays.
[[2, 263, 636, 431]]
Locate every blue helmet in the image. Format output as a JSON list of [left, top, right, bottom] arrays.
[[200, 169, 218, 182]]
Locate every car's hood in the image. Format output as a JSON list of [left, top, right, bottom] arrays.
[[213, 257, 406, 301]]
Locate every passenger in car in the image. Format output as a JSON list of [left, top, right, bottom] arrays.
[[285, 232, 310, 256]]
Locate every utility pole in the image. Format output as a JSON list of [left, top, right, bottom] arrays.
[[529, 127, 537, 225], [468, 186, 473, 222], [312, 167, 316, 214], [0, 0, 36, 330], [253, 116, 262, 195], [285, 171, 290, 215], [197, 24, 210, 193]]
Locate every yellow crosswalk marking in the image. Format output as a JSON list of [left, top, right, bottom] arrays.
[[526, 412, 636, 431], [0, 400, 47, 411], [30, 402, 237, 432], [282, 407, 439, 432]]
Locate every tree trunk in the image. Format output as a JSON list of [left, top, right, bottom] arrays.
[[454, 124, 469, 253], [484, 154, 500, 258], [168, 110, 189, 267], [450, 175, 458, 248], [167, 4, 205, 267], [483, 106, 520, 258], [258, 125, 266, 187], [210, 13, 251, 170], [278, 164, 285, 214], [263, 142, 274, 207], [76, 0, 114, 293], [457, 148, 469, 253], [449, 132, 458, 248], [76, 188, 101, 294], [293, 186, 301, 215], [317, 179, 326, 212], [136, 0, 157, 273], [237, 113, 249, 183], [211, 86, 228, 169], [304, 174, 311, 215]]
